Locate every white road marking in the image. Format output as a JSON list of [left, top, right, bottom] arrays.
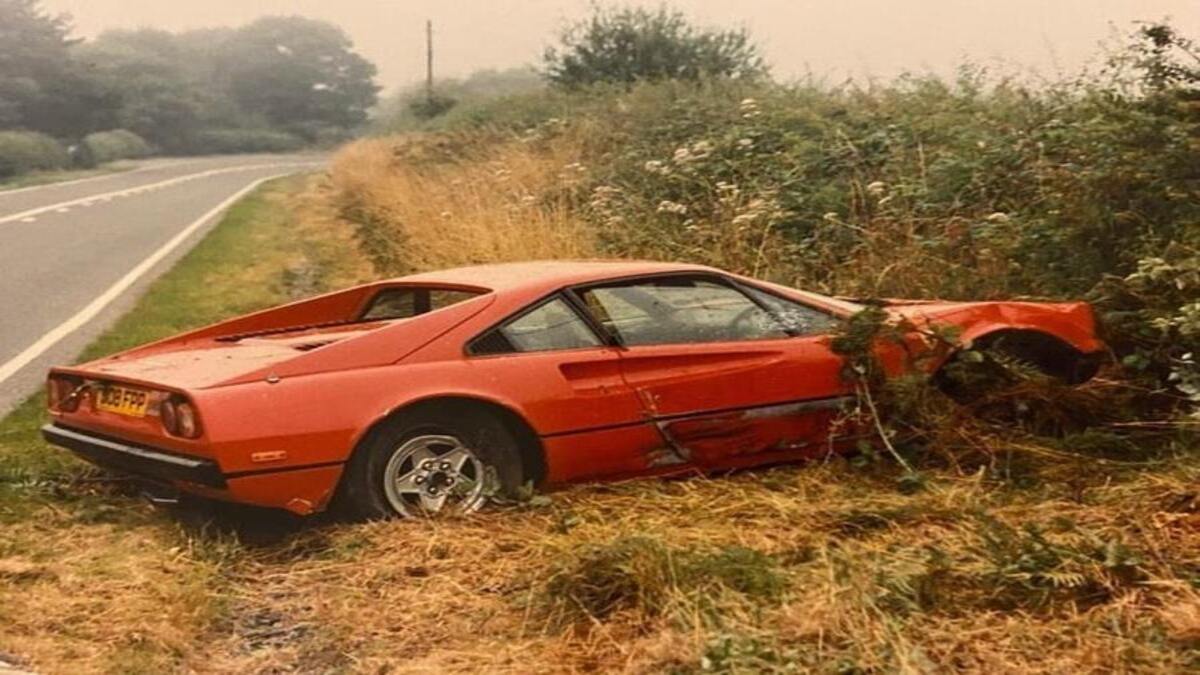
[[0, 160, 187, 197], [0, 162, 319, 226], [0, 171, 304, 387]]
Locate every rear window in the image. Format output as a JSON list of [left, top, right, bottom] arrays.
[[361, 287, 483, 321]]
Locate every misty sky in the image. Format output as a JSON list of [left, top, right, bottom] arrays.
[[44, 1, 1200, 92]]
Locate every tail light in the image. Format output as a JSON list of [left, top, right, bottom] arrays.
[[47, 375, 84, 412], [160, 397, 202, 438]]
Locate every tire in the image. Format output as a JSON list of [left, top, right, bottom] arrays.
[[337, 406, 525, 520]]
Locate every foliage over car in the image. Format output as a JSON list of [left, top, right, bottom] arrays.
[[358, 21, 1199, 414]]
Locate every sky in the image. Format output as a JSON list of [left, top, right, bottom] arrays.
[[43, 0, 1200, 92]]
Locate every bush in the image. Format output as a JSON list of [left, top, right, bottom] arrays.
[[79, 129, 153, 166], [0, 131, 70, 178], [192, 128, 306, 154]]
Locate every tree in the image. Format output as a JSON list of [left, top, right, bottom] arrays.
[[74, 30, 207, 148], [0, 0, 112, 135], [543, 5, 767, 89], [218, 16, 379, 137]]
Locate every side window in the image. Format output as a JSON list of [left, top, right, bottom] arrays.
[[578, 277, 789, 346], [470, 297, 602, 355], [740, 285, 839, 335], [361, 288, 482, 321]]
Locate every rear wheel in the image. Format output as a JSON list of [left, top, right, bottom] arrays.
[[338, 407, 524, 520]]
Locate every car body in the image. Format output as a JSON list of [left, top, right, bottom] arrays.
[[42, 261, 1105, 516]]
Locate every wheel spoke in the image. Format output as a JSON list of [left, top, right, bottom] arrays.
[[408, 444, 436, 469], [393, 469, 423, 495], [441, 446, 475, 473]]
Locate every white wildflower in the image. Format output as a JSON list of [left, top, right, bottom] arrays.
[[643, 159, 671, 175], [986, 212, 1011, 223], [736, 138, 754, 149], [656, 200, 688, 215]]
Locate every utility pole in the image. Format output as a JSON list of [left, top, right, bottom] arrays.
[[425, 19, 434, 104]]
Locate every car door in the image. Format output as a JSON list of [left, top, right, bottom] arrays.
[[465, 293, 665, 482], [573, 275, 854, 469]]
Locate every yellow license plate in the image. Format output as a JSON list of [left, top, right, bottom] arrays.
[[96, 385, 150, 418]]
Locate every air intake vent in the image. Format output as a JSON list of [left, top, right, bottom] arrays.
[[291, 340, 336, 352]]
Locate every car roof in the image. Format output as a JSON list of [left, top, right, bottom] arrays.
[[389, 260, 720, 295]]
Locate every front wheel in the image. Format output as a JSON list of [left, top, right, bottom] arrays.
[[337, 407, 524, 520]]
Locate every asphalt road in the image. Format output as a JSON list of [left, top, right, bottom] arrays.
[[0, 154, 325, 415]]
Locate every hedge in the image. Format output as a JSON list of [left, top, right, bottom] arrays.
[[193, 129, 306, 154], [79, 129, 153, 166], [0, 131, 71, 178]]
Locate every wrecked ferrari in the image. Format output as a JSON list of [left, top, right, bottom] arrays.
[[41, 261, 1105, 518]]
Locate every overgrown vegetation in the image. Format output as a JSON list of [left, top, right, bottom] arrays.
[[309, 17, 1200, 670], [342, 21, 1199, 409]]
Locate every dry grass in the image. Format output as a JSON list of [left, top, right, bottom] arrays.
[[173, 458, 1200, 673], [330, 135, 598, 275]]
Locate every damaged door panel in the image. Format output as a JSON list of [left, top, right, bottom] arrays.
[[573, 274, 853, 468], [617, 338, 851, 467], [654, 396, 853, 466]]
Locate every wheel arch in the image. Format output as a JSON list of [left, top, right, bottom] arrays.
[[939, 327, 1102, 384], [348, 394, 548, 487]]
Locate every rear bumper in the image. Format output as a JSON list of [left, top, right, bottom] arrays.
[[41, 423, 225, 488]]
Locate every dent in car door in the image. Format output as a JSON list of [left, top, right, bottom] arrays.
[[617, 336, 852, 468]]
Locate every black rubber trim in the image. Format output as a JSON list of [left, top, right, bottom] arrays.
[[41, 423, 226, 488], [539, 394, 854, 439], [224, 460, 344, 480]]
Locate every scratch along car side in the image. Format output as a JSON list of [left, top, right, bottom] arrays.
[[42, 261, 1104, 518]]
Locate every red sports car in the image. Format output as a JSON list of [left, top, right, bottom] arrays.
[[42, 261, 1104, 518]]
